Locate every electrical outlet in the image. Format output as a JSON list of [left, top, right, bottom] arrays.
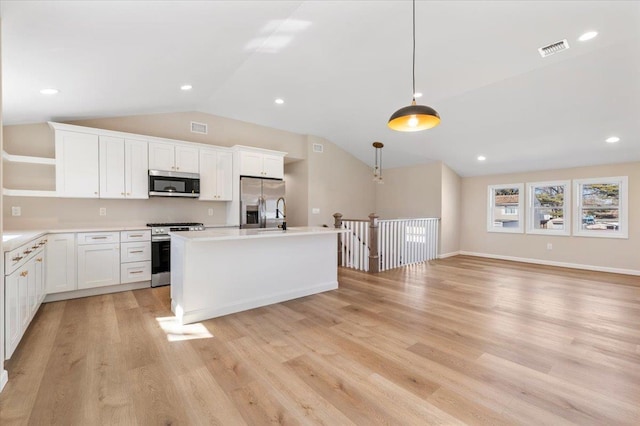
[[312, 208, 320, 214], [546, 243, 553, 250], [99, 207, 107, 216], [11, 206, 21, 216], [208, 208, 214, 216]]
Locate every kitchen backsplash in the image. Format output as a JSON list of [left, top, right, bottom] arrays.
[[3, 196, 229, 230]]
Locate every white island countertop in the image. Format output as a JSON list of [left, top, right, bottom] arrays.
[[169, 226, 344, 242]]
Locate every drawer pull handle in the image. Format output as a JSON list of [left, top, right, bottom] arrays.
[[36, 258, 43, 262], [129, 234, 143, 238], [20, 271, 28, 277], [12, 256, 23, 262], [91, 237, 108, 240], [23, 249, 32, 255], [32, 245, 39, 249], [130, 250, 144, 253], [130, 271, 144, 274]]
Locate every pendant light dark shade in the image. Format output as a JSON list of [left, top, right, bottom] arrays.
[[388, 0, 440, 132]]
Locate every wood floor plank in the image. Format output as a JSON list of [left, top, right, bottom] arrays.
[[1, 255, 639, 425]]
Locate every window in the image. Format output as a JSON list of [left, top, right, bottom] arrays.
[[487, 184, 524, 233], [574, 176, 628, 239], [527, 181, 570, 235]]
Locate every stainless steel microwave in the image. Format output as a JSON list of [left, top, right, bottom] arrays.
[[148, 170, 200, 198]]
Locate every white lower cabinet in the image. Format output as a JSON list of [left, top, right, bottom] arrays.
[[46, 233, 76, 294], [121, 261, 151, 284], [5, 242, 46, 359], [77, 242, 121, 290], [120, 231, 151, 283]]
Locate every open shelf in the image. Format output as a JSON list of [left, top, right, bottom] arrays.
[[2, 150, 55, 165], [3, 188, 58, 197]]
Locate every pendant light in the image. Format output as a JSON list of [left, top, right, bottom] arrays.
[[372, 142, 384, 184], [388, 0, 440, 131]]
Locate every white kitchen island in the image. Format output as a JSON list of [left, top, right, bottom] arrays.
[[169, 227, 343, 324]]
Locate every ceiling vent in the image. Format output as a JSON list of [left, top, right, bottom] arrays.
[[190, 121, 208, 134], [538, 39, 570, 58], [312, 143, 324, 153]]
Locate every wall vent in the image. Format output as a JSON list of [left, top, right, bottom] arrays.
[[312, 143, 324, 153], [190, 121, 208, 134], [538, 39, 569, 58]]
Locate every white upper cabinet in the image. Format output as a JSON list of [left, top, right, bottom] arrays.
[[99, 136, 126, 198], [55, 130, 100, 198], [238, 149, 284, 179], [199, 148, 232, 201], [100, 137, 149, 199], [124, 139, 149, 198], [149, 142, 198, 173]]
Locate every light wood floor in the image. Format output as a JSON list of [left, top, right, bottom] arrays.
[[1, 255, 639, 425]]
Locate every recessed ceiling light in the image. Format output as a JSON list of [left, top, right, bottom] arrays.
[[275, 98, 284, 104], [40, 88, 59, 95], [605, 136, 620, 143], [477, 155, 486, 161], [180, 84, 193, 91], [578, 31, 598, 42], [414, 92, 423, 98]]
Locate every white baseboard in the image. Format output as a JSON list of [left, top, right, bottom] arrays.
[[0, 369, 8, 393], [459, 251, 640, 276], [43, 281, 151, 303], [438, 251, 460, 259]]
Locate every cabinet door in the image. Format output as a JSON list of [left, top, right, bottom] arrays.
[[27, 260, 38, 322], [125, 139, 149, 199], [46, 233, 77, 294], [34, 250, 46, 305], [175, 145, 199, 173], [199, 149, 218, 201], [148, 142, 175, 171], [99, 136, 126, 199], [5, 270, 21, 359], [262, 154, 284, 179], [239, 151, 264, 177], [77, 243, 120, 289], [18, 265, 31, 332], [216, 151, 233, 200], [55, 130, 99, 198]]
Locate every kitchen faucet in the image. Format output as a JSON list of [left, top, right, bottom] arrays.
[[276, 197, 287, 230]]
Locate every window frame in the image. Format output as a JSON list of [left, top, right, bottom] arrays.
[[526, 180, 571, 236], [573, 176, 628, 239], [487, 183, 525, 234]]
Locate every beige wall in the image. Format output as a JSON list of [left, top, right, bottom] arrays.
[[374, 162, 442, 219], [68, 111, 308, 160], [283, 159, 308, 227], [441, 163, 461, 256], [306, 136, 375, 226], [460, 161, 640, 273]]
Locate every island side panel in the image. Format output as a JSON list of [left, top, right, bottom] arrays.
[[176, 233, 338, 324], [170, 236, 186, 318]]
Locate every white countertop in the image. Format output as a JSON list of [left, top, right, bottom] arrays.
[[2, 226, 150, 251], [170, 226, 344, 242]]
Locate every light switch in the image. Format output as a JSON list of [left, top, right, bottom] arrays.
[[208, 208, 214, 216], [11, 206, 21, 216]]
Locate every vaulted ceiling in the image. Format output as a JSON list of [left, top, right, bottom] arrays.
[[2, 1, 639, 176]]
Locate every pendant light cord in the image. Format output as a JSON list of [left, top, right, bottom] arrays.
[[412, 0, 416, 102]]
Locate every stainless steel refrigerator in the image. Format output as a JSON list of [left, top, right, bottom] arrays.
[[240, 177, 286, 229]]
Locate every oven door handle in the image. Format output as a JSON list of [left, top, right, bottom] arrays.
[[152, 236, 171, 242]]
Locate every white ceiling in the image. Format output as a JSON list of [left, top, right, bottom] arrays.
[[2, 0, 639, 177]]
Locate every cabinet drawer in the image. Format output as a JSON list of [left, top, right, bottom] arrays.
[[77, 232, 120, 245], [121, 230, 151, 242], [121, 242, 151, 263], [5, 237, 48, 275], [121, 261, 151, 284]]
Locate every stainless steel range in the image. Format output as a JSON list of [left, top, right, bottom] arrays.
[[147, 222, 205, 287]]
